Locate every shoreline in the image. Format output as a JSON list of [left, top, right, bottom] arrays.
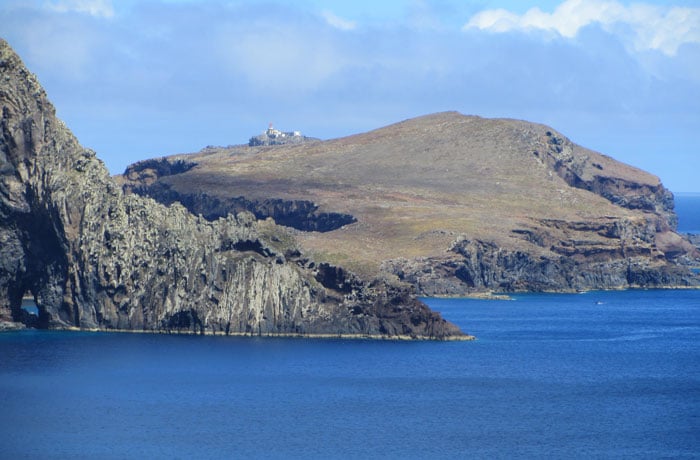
[[425, 284, 700, 301], [9, 287, 699, 339], [0, 323, 476, 341], [98, 328, 477, 341]]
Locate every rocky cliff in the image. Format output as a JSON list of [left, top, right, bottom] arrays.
[[0, 39, 467, 339], [120, 115, 700, 296], [122, 159, 356, 232]]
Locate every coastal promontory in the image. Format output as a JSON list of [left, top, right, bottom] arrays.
[[121, 115, 700, 295], [0, 39, 466, 339]]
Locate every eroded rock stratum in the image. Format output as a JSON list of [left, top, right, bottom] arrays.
[[0, 39, 466, 339]]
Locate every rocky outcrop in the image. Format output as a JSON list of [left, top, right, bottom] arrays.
[[688, 234, 700, 246], [122, 158, 357, 232], [537, 130, 677, 229], [684, 234, 700, 268], [127, 180, 357, 232], [122, 158, 197, 187], [383, 217, 699, 295], [0, 40, 467, 339], [448, 234, 693, 293]]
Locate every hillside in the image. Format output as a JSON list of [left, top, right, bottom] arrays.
[[0, 39, 467, 339], [121, 112, 699, 295]]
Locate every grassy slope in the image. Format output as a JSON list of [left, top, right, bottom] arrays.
[[160, 112, 661, 277]]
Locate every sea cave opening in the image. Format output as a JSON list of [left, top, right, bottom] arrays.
[[21, 293, 38, 317], [14, 290, 47, 329]]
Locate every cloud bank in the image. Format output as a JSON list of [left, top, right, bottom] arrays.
[[464, 0, 700, 56]]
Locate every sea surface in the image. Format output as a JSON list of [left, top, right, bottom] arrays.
[[676, 193, 700, 234], [1, 290, 699, 459], [2, 195, 699, 459]]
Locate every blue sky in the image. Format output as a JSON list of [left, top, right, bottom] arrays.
[[1, 0, 699, 192]]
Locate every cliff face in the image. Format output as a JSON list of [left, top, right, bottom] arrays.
[[122, 160, 356, 233], [0, 40, 466, 339], [119, 115, 699, 296]]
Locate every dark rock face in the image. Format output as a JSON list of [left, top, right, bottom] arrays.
[[122, 158, 197, 187], [383, 223, 699, 296], [122, 158, 357, 232], [126, 180, 357, 233], [688, 234, 700, 245], [539, 131, 678, 229], [449, 236, 692, 293], [0, 40, 466, 340]]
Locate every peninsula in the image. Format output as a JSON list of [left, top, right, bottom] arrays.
[[121, 115, 699, 296], [0, 39, 466, 339]]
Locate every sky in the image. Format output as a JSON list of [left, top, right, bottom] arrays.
[[1, 0, 699, 192]]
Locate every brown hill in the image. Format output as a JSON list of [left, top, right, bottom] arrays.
[[121, 112, 700, 294]]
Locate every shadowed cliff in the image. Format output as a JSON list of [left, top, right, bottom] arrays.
[[0, 39, 467, 339]]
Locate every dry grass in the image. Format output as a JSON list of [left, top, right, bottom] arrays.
[[153, 112, 660, 276]]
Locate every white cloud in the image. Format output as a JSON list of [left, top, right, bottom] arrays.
[[464, 0, 700, 56], [321, 10, 357, 31], [462, 8, 517, 33], [44, 0, 114, 18]]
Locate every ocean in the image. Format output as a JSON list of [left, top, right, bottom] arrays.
[[1, 198, 699, 459], [676, 193, 700, 234], [1, 290, 698, 459]]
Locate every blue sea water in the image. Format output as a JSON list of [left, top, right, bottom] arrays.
[[2, 194, 699, 459], [676, 193, 700, 234], [1, 290, 699, 459]]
